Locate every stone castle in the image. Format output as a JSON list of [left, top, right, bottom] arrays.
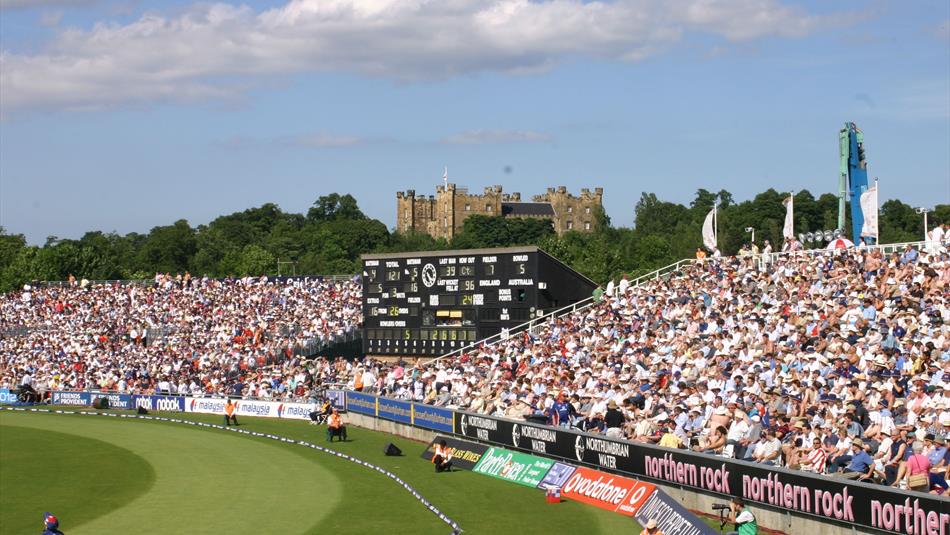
[[396, 184, 604, 240]]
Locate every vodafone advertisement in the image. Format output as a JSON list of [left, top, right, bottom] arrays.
[[561, 466, 656, 517], [185, 397, 316, 420]]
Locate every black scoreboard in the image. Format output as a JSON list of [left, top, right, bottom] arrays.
[[361, 246, 597, 357]]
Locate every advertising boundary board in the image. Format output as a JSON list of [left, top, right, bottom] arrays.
[[412, 405, 454, 433], [341, 391, 454, 433], [453, 411, 950, 534], [634, 488, 719, 535], [377, 396, 413, 425], [472, 447, 555, 488], [91, 393, 134, 410], [560, 465, 656, 517], [185, 398, 316, 420], [133, 395, 186, 412], [51, 391, 92, 406], [325, 390, 346, 411], [0, 389, 17, 405], [420, 435, 489, 470]]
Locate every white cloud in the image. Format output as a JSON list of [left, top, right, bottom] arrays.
[[215, 132, 368, 149], [281, 133, 365, 148], [0, 0, 848, 113], [441, 129, 552, 145], [1, 0, 93, 10]]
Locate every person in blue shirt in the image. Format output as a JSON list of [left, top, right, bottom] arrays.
[[550, 392, 576, 427], [840, 439, 874, 480]]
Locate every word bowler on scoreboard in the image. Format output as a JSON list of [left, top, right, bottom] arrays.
[[361, 246, 596, 357]]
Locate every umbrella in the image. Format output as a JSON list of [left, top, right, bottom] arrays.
[[826, 238, 855, 250]]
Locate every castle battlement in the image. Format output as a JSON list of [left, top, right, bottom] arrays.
[[397, 181, 603, 239]]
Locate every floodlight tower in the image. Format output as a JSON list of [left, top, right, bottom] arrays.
[[838, 123, 870, 244]]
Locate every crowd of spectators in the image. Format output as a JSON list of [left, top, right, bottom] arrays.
[[0, 274, 361, 400], [337, 243, 950, 494], [4, 236, 950, 494]]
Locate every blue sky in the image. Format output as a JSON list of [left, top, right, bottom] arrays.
[[1, 0, 948, 244]]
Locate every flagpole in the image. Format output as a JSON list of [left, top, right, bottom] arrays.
[[714, 202, 718, 249], [790, 191, 794, 239], [873, 177, 879, 244]]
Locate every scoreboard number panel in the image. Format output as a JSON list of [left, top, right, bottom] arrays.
[[361, 247, 596, 357]]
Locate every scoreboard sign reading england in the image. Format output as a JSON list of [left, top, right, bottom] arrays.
[[361, 246, 596, 357]]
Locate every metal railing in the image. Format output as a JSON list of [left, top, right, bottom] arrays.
[[293, 328, 361, 357]]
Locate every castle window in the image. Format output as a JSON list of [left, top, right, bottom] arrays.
[[404, 209, 409, 218], [567, 206, 573, 213], [585, 207, 591, 214], [443, 217, 447, 228], [485, 204, 492, 212], [584, 221, 591, 230], [567, 221, 574, 230], [465, 204, 471, 211]]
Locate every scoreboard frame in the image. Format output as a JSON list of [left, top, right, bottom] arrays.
[[361, 246, 597, 357]]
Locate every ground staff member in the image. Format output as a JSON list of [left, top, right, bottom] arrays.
[[327, 408, 347, 442], [224, 399, 239, 426], [726, 497, 757, 535], [432, 440, 453, 473]]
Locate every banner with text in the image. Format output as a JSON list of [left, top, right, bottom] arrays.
[[561, 466, 656, 517], [184, 397, 316, 420], [420, 435, 489, 471], [345, 391, 379, 417], [453, 411, 950, 534], [92, 393, 134, 410], [0, 389, 19, 405], [412, 404, 454, 433], [52, 391, 92, 406], [634, 488, 719, 535], [377, 396, 413, 425], [473, 447, 555, 488], [133, 395, 185, 412]]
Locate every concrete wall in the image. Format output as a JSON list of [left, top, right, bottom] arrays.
[[345, 410, 880, 535]]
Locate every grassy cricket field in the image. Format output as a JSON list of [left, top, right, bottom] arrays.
[[1, 408, 668, 534]]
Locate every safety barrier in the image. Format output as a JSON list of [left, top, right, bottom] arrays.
[[1, 406, 461, 534]]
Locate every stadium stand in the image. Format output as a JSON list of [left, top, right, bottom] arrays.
[[0, 274, 361, 400], [5, 241, 950, 493], [339, 243, 950, 492]]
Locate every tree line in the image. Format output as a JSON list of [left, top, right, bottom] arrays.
[[1, 190, 946, 292]]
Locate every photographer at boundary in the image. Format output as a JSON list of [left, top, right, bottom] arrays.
[[726, 497, 757, 535]]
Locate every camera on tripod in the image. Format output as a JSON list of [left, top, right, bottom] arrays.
[[711, 504, 730, 511]]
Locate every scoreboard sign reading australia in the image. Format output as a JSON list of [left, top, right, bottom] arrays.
[[362, 246, 596, 357]]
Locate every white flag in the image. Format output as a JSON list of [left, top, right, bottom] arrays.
[[702, 207, 717, 250], [783, 195, 795, 240], [860, 186, 878, 238]]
